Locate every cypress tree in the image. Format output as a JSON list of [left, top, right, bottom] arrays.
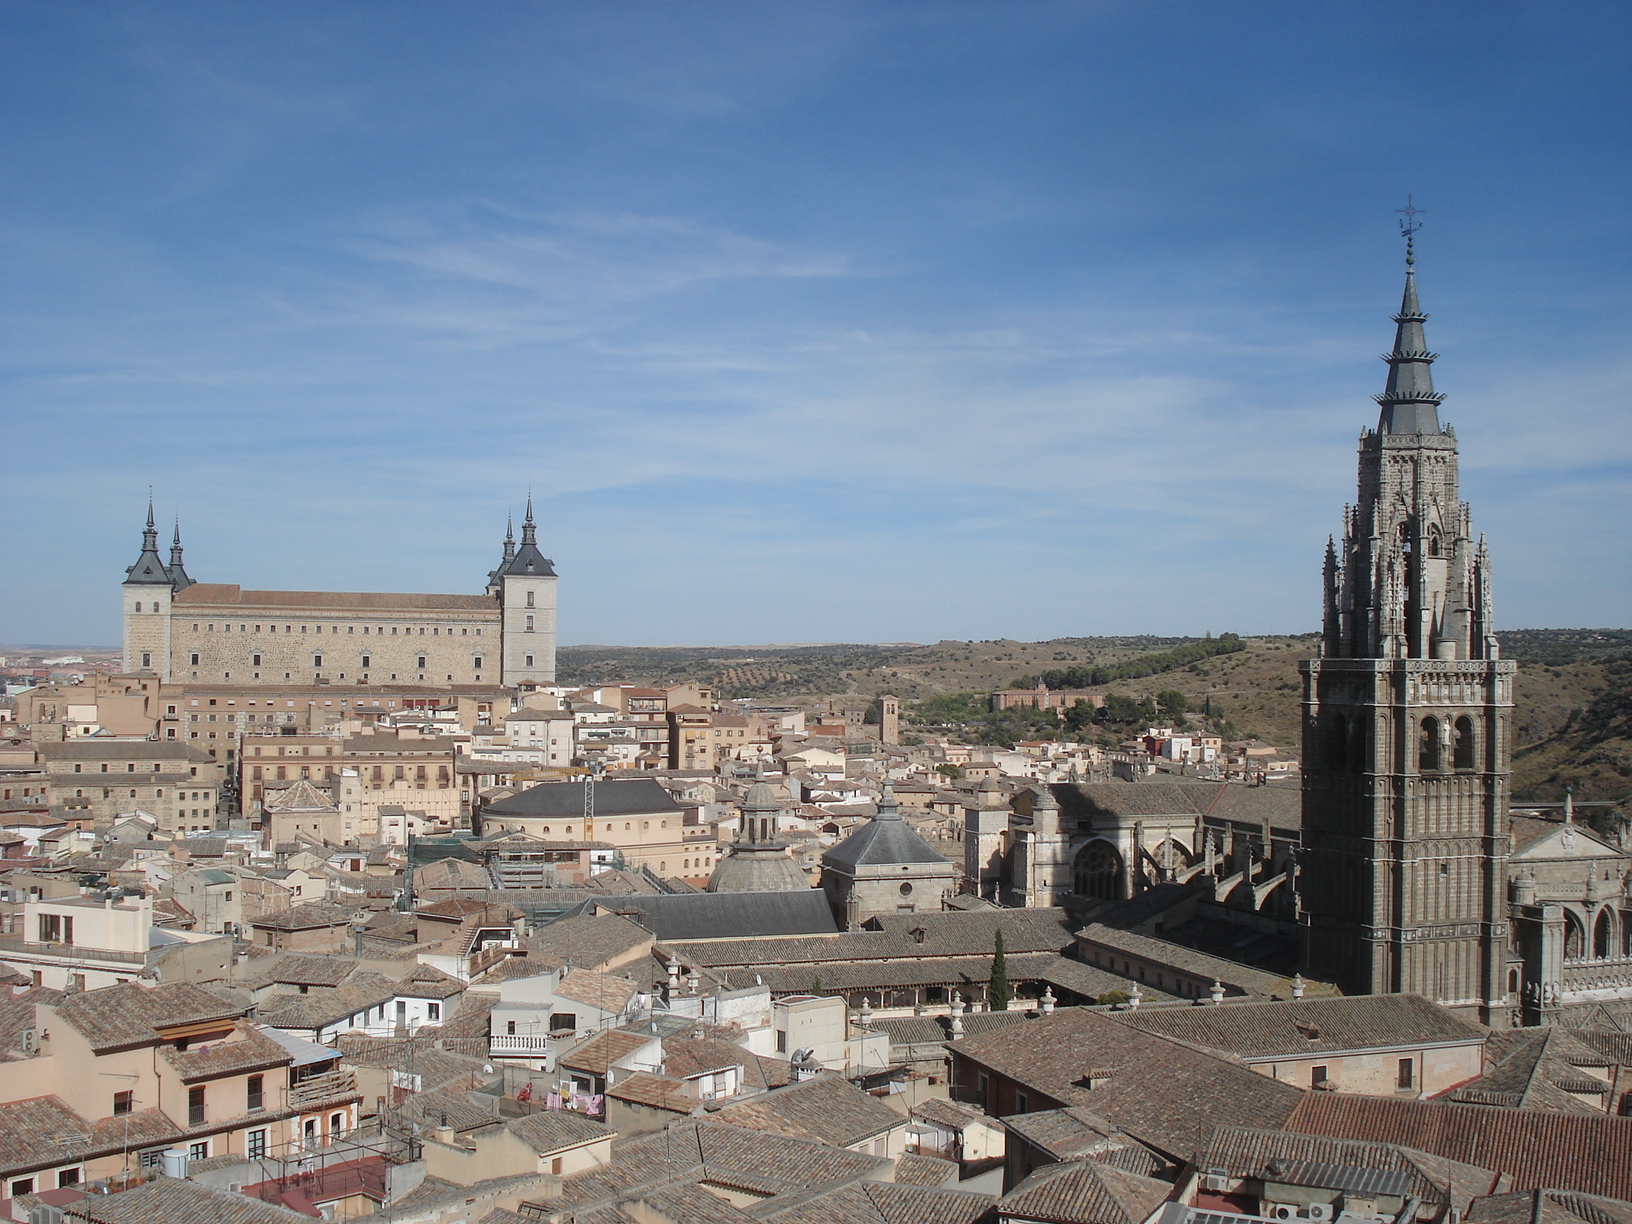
[[989, 928, 1011, 1012]]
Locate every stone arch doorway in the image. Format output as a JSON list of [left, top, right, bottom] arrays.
[[1073, 841, 1124, 902]]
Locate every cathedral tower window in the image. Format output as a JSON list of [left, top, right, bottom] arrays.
[[1453, 716, 1475, 771], [1418, 717, 1440, 772]]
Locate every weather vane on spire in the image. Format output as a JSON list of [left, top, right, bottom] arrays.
[[1396, 195, 1426, 267]]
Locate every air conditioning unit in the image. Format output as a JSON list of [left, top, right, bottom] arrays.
[[1307, 1205, 1334, 1222], [1203, 1170, 1229, 1193], [1271, 1205, 1298, 1220]]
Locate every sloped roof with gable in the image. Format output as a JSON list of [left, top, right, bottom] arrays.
[[0, 1097, 179, 1178], [559, 1029, 656, 1074], [997, 1158, 1172, 1224], [1286, 1092, 1632, 1199], [710, 1074, 902, 1148], [1195, 1126, 1504, 1215], [262, 779, 337, 813], [952, 1005, 1304, 1161], [506, 1110, 612, 1155], [556, 968, 639, 1014], [160, 1025, 291, 1082], [61, 1174, 318, 1224], [1443, 1027, 1614, 1114], [54, 982, 243, 1053], [1115, 993, 1484, 1059]]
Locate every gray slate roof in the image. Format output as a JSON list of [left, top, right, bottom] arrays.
[[595, 889, 838, 941], [485, 778, 683, 819]]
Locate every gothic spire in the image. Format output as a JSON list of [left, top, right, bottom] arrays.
[[503, 513, 516, 563], [167, 519, 195, 591], [1374, 209, 1445, 435]]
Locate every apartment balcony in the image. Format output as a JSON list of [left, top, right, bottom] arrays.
[[291, 1069, 359, 1109], [489, 1034, 555, 1054]]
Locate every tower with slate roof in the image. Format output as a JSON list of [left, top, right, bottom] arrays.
[[1299, 222, 1514, 1025], [121, 497, 175, 675], [488, 495, 558, 687], [821, 783, 959, 927]]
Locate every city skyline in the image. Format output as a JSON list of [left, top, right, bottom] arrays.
[[2, 3, 1627, 646]]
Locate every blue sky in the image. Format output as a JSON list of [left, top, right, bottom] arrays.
[[2, 1, 1627, 647]]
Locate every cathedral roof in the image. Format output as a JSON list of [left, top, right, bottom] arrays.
[[820, 784, 951, 872], [706, 845, 809, 894]]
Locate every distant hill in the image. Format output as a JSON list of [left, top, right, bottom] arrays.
[[557, 629, 1631, 801]]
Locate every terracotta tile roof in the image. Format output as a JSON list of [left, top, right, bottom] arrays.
[[160, 1024, 292, 1082], [1465, 1191, 1632, 1224], [710, 1074, 902, 1148], [61, 1176, 316, 1223], [550, 1120, 889, 1216], [1078, 924, 1336, 999], [1196, 1126, 1504, 1215], [526, 912, 654, 972], [1115, 993, 1485, 1059], [765, 1181, 998, 1224], [605, 1071, 694, 1111], [1000, 1106, 1164, 1174], [997, 1158, 1171, 1224], [245, 953, 358, 989], [1286, 1092, 1632, 1199], [254, 973, 396, 1031], [506, 1110, 613, 1155], [952, 1006, 1304, 1161], [893, 1152, 958, 1187], [559, 1029, 656, 1074], [556, 968, 639, 1014], [250, 900, 355, 930], [53, 981, 243, 1053], [1445, 1027, 1616, 1113], [0, 1097, 179, 1178], [396, 963, 467, 1000]]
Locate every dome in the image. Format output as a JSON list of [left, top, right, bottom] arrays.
[[743, 782, 781, 813], [706, 845, 810, 893]]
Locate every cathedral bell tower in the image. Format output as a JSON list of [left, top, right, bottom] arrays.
[[1299, 215, 1514, 1024]]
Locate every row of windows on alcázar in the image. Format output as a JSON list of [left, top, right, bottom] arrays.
[[120, 500, 558, 688]]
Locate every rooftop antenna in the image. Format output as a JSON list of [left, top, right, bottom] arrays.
[[1396, 194, 1426, 266]]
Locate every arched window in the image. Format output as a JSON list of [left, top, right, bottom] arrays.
[[1564, 911, 1586, 961], [1418, 717, 1440, 772], [1594, 909, 1614, 960], [1327, 713, 1348, 773], [1426, 526, 1443, 557], [1453, 716, 1475, 771], [1073, 842, 1123, 902]]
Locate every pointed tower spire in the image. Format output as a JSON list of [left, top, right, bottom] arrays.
[[124, 498, 171, 586], [167, 519, 195, 590], [1375, 198, 1445, 435], [503, 513, 516, 563], [521, 492, 537, 546]]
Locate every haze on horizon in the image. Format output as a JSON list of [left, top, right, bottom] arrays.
[[1, 2, 1627, 649]]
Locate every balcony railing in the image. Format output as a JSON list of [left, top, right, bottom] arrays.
[[291, 1069, 358, 1108], [489, 1035, 554, 1053], [0, 936, 146, 966]]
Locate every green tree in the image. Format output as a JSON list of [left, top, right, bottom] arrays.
[[1063, 699, 1098, 733], [988, 929, 1012, 1012], [1095, 989, 1130, 1006], [1157, 689, 1190, 720]]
